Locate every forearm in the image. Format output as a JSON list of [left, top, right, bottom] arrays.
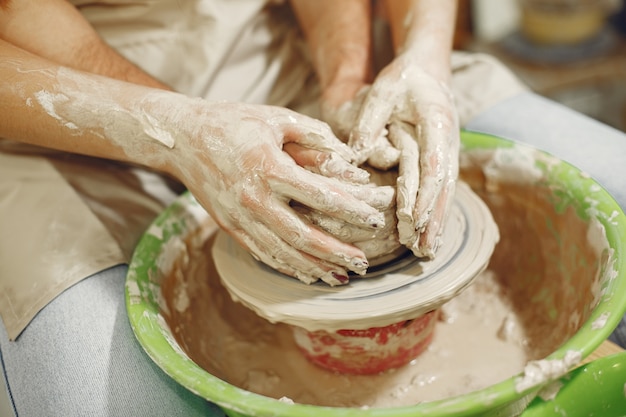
[[384, 0, 456, 81], [0, 0, 169, 90], [289, 0, 372, 91], [0, 39, 182, 174]]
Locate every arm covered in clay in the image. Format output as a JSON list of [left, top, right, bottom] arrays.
[[0, 4, 387, 285], [367, 0, 459, 258], [289, 0, 391, 165], [291, 0, 459, 259], [288, 0, 373, 129]]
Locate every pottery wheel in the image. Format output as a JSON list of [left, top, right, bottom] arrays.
[[212, 181, 499, 332]]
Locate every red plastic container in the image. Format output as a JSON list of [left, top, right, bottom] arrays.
[[291, 310, 439, 375]]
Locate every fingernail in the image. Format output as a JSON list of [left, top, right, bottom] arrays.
[[332, 272, 350, 284], [367, 213, 385, 228], [350, 258, 369, 275], [345, 166, 370, 183]]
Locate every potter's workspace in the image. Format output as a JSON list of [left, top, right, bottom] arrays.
[[2, 1, 626, 416]]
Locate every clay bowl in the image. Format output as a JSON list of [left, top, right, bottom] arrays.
[[126, 131, 626, 417]]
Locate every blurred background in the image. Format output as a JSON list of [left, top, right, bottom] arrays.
[[454, 0, 626, 131]]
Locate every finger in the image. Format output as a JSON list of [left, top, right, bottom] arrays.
[[411, 117, 459, 258], [240, 188, 370, 275], [283, 143, 370, 184], [366, 134, 401, 170], [304, 211, 398, 259], [354, 235, 402, 260], [269, 152, 386, 229], [387, 121, 420, 247], [230, 223, 352, 286], [335, 182, 395, 211], [270, 110, 358, 163], [292, 202, 401, 268], [409, 179, 455, 258], [412, 121, 456, 233], [293, 202, 397, 243], [348, 81, 397, 164]]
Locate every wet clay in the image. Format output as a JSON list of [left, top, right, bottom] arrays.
[[160, 161, 605, 408], [163, 241, 527, 407]]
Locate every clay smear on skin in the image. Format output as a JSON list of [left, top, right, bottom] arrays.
[[32, 68, 181, 153]]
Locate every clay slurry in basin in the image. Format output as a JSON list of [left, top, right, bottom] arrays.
[[160, 147, 610, 407], [140, 136, 619, 410], [212, 181, 500, 374], [162, 236, 530, 407]]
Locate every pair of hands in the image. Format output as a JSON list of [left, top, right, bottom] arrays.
[[173, 54, 458, 286], [0, 0, 457, 286], [322, 53, 460, 260]]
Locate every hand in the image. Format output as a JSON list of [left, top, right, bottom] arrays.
[[320, 80, 401, 170], [294, 173, 402, 263], [0, 36, 384, 286], [349, 54, 460, 258], [166, 101, 386, 286]]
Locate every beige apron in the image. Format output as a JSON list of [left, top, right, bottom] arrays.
[[0, 0, 526, 340]]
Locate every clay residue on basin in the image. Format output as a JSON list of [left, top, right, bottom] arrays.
[[159, 147, 608, 408], [462, 148, 608, 359], [161, 233, 531, 407]]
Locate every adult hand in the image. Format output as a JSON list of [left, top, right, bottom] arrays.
[[167, 100, 387, 286], [349, 54, 460, 258], [320, 80, 401, 170], [1, 36, 382, 286]]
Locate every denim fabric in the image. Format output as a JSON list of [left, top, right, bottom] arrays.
[[0, 265, 224, 417]]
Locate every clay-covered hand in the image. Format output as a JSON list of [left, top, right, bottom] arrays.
[[167, 101, 386, 286], [0, 39, 383, 286], [320, 80, 401, 169], [349, 54, 460, 258]]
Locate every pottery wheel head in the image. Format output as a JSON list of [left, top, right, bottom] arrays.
[[213, 181, 500, 332]]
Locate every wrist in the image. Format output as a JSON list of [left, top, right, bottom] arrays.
[[394, 50, 452, 84], [130, 91, 206, 178], [386, 0, 456, 83], [321, 77, 368, 112], [319, 43, 372, 91]]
